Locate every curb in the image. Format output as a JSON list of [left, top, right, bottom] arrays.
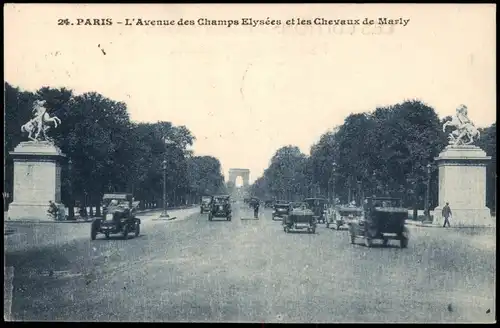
[[152, 216, 178, 221], [406, 221, 495, 229], [5, 219, 94, 224], [4, 207, 196, 224]]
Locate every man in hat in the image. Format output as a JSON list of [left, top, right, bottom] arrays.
[[442, 202, 452, 227]]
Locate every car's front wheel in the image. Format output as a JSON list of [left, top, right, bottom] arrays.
[[134, 222, 140, 237], [400, 228, 409, 248], [90, 223, 97, 241], [122, 225, 129, 240]]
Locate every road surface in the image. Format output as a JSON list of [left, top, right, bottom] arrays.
[[4, 204, 496, 323]]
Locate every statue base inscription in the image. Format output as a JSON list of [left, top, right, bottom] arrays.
[[7, 142, 66, 221], [432, 145, 493, 227]]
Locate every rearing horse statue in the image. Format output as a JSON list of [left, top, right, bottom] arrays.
[[442, 104, 480, 146], [20, 100, 62, 142]]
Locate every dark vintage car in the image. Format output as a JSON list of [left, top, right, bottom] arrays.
[[200, 195, 213, 214], [327, 205, 363, 230], [272, 202, 291, 220], [349, 197, 409, 248], [209, 195, 232, 221], [304, 198, 328, 224], [283, 203, 316, 234], [91, 193, 141, 240], [264, 200, 275, 208]]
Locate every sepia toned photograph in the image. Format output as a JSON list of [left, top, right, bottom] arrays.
[[4, 3, 496, 323]]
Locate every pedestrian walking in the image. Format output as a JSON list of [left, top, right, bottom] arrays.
[[442, 202, 452, 227]]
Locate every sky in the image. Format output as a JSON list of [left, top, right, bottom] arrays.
[[4, 4, 496, 184]]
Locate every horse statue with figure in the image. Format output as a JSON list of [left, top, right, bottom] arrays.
[[21, 100, 62, 142], [442, 104, 480, 146]]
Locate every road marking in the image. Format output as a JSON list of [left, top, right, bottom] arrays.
[[4, 266, 14, 321], [39, 270, 84, 279]]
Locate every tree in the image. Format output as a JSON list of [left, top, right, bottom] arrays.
[[187, 156, 226, 200], [129, 122, 195, 208], [369, 101, 446, 209], [253, 100, 450, 214], [250, 145, 310, 201], [477, 123, 497, 212], [4, 83, 38, 208], [5, 82, 205, 216]]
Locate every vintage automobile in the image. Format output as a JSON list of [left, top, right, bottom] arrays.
[[283, 203, 316, 234], [200, 195, 213, 214], [327, 205, 363, 230], [209, 195, 232, 221], [264, 200, 275, 208], [303, 198, 328, 224], [272, 202, 291, 220], [91, 193, 141, 240], [349, 197, 409, 248]]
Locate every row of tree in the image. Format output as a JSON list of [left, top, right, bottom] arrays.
[[5, 82, 227, 216], [250, 100, 497, 214]]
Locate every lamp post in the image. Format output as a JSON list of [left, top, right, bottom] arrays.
[[330, 162, 337, 205], [372, 172, 377, 196], [160, 137, 176, 218], [68, 158, 74, 219], [160, 159, 169, 218], [424, 163, 432, 222], [356, 180, 362, 206]]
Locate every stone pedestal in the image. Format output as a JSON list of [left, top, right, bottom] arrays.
[[7, 141, 66, 221], [432, 145, 493, 227]]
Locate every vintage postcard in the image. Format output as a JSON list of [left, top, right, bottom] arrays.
[[4, 3, 496, 323]]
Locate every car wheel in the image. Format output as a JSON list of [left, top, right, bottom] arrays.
[[90, 224, 97, 241], [400, 228, 409, 248], [400, 237, 408, 248], [122, 225, 129, 240], [134, 222, 140, 237]]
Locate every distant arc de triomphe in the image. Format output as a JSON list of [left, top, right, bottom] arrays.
[[228, 168, 250, 187]]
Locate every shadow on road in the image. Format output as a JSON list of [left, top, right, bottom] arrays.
[[92, 234, 146, 241], [351, 242, 403, 249], [285, 230, 318, 235]]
